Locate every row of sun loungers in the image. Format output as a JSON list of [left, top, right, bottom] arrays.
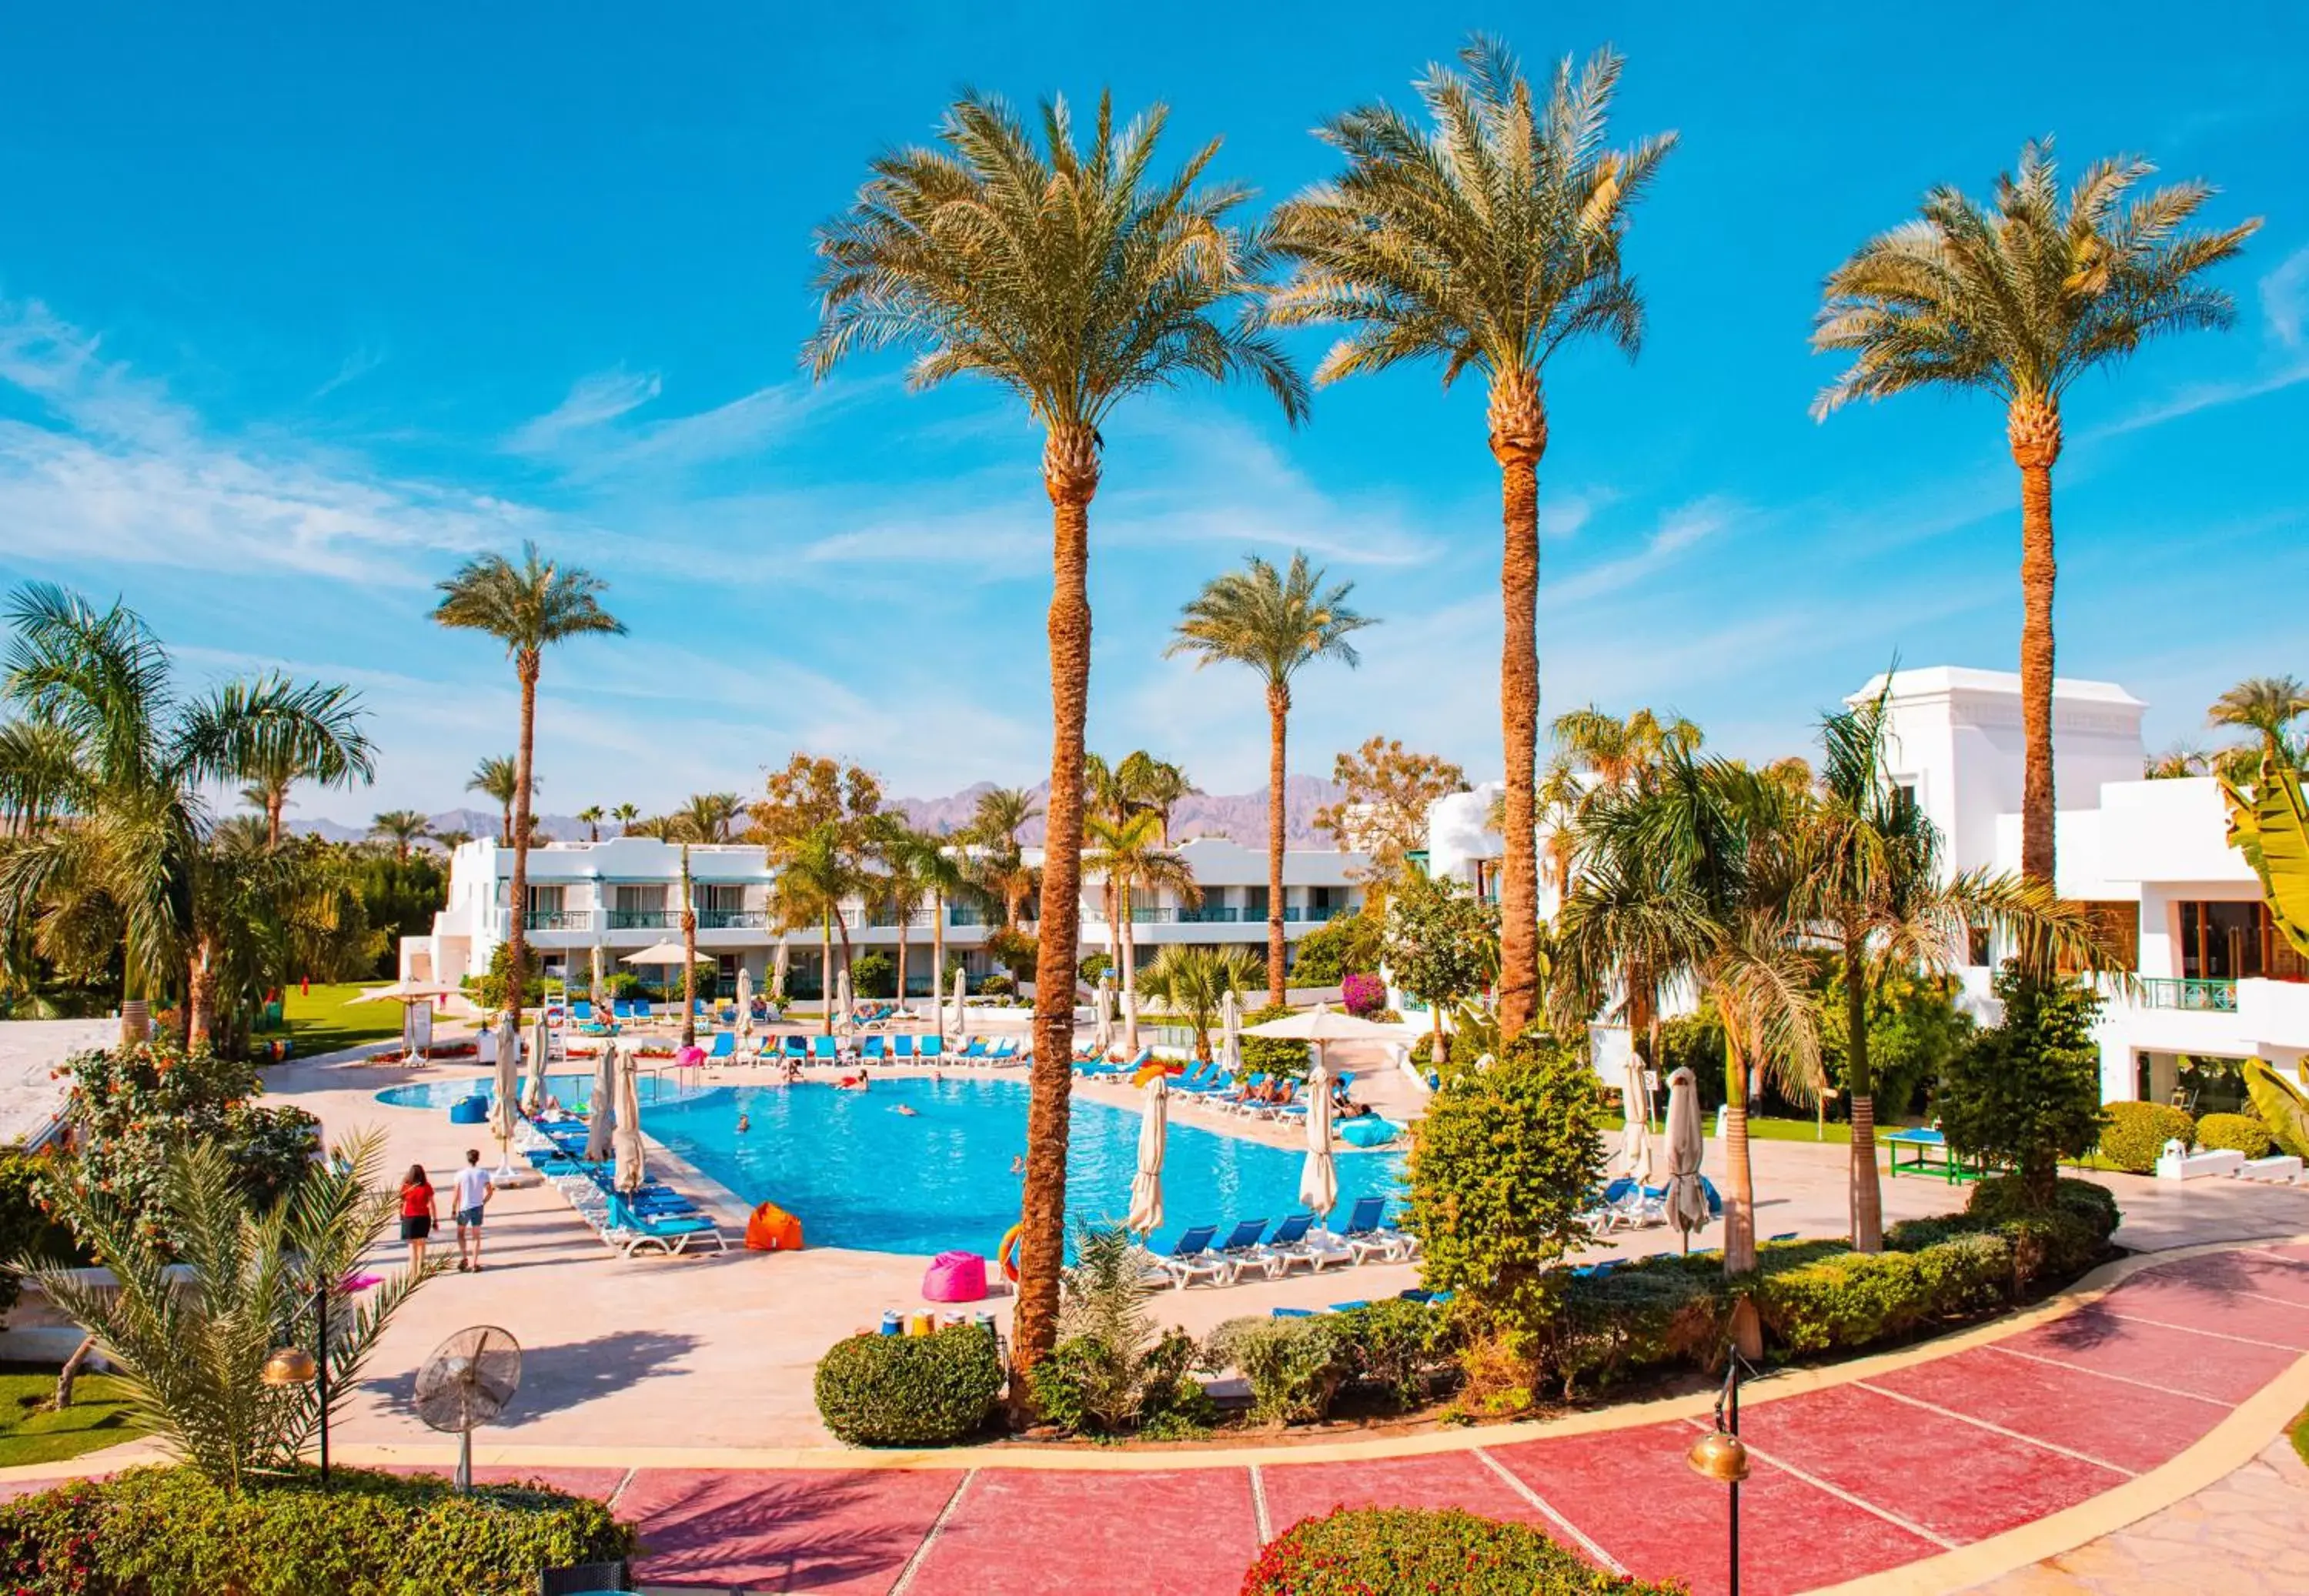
[[573, 998, 785, 1028], [516, 1119, 730, 1258], [1145, 1197, 1418, 1289], [1579, 1174, 1727, 1234]]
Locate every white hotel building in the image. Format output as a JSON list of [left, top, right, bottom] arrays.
[[1421, 666, 2309, 1108], [399, 834, 1367, 1000]]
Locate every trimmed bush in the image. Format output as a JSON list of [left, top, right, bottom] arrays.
[[2098, 1101, 2195, 1173], [1965, 1176, 2118, 1285], [1754, 1235, 2015, 1354], [1243, 1506, 1686, 1595], [0, 1465, 633, 1595], [1028, 1330, 1211, 1438], [1330, 1298, 1457, 1411], [1239, 1003, 1313, 1080], [814, 1325, 1003, 1446], [1204, 1315, 1350, 1425], [2197, 1112, 2276, 1160], [1544, 1254, 1727, 1394]]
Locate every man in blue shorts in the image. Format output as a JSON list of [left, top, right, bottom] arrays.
[[453, 1148, 495, 1274]]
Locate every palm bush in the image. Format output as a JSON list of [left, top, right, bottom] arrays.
[[1137, 945, 1260, 1063], [25, 1130, 436, 1491]]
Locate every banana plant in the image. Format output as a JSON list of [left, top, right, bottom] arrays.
[[2244, 1059, 2309, 1161], [2220, 751, 2309, 960]]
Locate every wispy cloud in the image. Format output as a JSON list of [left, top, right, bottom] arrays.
[[0, 298, 544, 582], [1545, 498, 1737, 606], [504, 367, 663, 454], [312, 346, 387, 401], [2261, 243, 2309, 348], [2091, 243, 2309, 439]]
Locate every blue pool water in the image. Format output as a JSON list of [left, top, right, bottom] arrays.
[[376, 1073, 1406, 1256]]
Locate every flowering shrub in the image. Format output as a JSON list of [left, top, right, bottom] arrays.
[[1242, 1507, 1684, 1594], [44, 1040, 319, 1250], [1340, 973, 1387, 1017]]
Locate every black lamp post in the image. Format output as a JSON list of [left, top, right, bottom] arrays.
[[262, 1282, 331, 1487], [1686, 1351, 1755, 1596]]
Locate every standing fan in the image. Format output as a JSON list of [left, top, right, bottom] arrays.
[[413, 1324, 523, 1491]]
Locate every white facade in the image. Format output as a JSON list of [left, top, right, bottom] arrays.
[[1422, 664, 2309, 1103], [399, 833, 1368, 998]]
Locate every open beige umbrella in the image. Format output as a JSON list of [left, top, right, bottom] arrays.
[[1300, 1058, 1338, 1217], [584, 1040, 618, 1161], [349, 980, 462, 1004], [613, 1043, 647, 1194], [1665, 1065, 1710, 1251], [619, 940, 691, 967], [1125, 1073, 1168, 1234]]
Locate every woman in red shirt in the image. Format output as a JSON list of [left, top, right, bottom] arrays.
[[399, 1164, 437, 1274]]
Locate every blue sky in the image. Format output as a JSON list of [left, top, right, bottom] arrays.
[[1, 4, 2304, 823]]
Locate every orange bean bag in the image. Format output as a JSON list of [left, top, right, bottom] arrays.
[[746, 1201, 804, 1252]]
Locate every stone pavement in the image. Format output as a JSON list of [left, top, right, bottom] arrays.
[[1967, 1434, 2309, 1594]]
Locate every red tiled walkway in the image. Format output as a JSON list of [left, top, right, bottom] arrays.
[[15, 1247, 2295, 1594]]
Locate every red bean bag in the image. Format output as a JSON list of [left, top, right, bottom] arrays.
[[746, 1202, 804, 1251]]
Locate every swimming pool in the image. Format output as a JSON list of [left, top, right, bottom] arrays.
[[376, 1072, 1406, 1256]]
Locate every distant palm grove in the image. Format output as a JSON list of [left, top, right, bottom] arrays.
[[0, 30, 2269, 1395]]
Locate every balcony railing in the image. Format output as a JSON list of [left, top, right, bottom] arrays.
[[522, 909, 595, 932], [2139, 977, 2238, 1013], [697, 910, 767, 930], [606, 908, 677, 930]]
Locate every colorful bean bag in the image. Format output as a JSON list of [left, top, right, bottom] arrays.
[[922, 1250, 988, 1303], [746, 1201, 804, 1251]]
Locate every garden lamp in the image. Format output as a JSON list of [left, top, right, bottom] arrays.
[[1686, 1351, 1756, 1595], [263, 1280, 332, 1487]]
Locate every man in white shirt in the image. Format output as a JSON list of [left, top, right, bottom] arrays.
[[452, 1148, 495, 1273]]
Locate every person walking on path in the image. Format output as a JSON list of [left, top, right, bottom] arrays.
[[399, 1162, 438, 1273], [453, 1148, 495, 1274]]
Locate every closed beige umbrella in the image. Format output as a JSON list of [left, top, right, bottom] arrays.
[[584, 1040, 618, 1161], [588, 944, 609, 1023], [1300, 1058, 1338, 1218], [490, 1014, 521, 1178], [1093, 980, 1114, 1057], [1125, 1073, 1168, 1234], [836, 966, 853, 1036], [613, 1043, 647, 1194], [1220, 987, 1242, 1077], [523, 1013, 550, 1115], [952, 967, 969, 1046], [737, 967, 754, 1039], [1621, 1058, 1652, 1184], [1665, 1066, 1710, 1250]]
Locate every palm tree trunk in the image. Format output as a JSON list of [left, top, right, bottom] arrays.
[[186, 940, 219, 1053], [1265, 683, 1288, 1009], [1490, 371, 1547, 1036], [1844, 937, 1882, 1252], [507, 655, 540, 1032], [1121, 888, 1138, 1055], [895, 901, 910, 1010], [931, 890, 947, 1044], [2009, 399, 2062, 886], [680, 846, 697, 1049], [1017, 427, 1097, 1396], [1723, 1030, 1756, 1276], [266, 793, 286, 850], [820, 912, 834, 1037]]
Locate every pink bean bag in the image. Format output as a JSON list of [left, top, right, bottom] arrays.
[[922, 1250, 988, 1304], [675, 1044, 706, 1067]]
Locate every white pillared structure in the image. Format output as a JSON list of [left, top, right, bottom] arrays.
[[1422, 664, 2308, 1104], [399, 833, 1367, 999]]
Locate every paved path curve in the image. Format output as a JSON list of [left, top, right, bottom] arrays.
[[8, 1241, 2307, 1595]]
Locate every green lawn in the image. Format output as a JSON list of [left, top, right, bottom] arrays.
[[0, 1369, 146, 1468], [270, 981, 409, 1059]]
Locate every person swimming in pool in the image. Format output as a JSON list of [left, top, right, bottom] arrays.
[[737, 1112, 750, 1134], [1009, 1154, 1025, 1175], [891, 1104, 918, 1117]]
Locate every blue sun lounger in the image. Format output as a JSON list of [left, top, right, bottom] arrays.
[[891, 1035, 916, 1060], [781, 1034, 807, 1060], [1152, 1224, 1232, 1288], [810, 1035, 839, 1063], [703, 1032, 736, 1063], [858, 1036, 887, 1062]]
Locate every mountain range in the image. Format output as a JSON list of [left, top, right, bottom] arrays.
[[289, 778, 1348, 850]]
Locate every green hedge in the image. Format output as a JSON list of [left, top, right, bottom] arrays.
[[0, 1465, 633, 1595], [2197, 1112, 2275, 1160], [2099, 1101, 2194, 1173], [1242, 1507, 1683, 1594], [814, 1325, 1003, 1446]]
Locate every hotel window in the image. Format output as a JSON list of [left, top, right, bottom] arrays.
[[696, 883, 744, 914], [613, 883, 667, 912], [523, 884, 563, 913], [2071, 902, 2140, 975], [1241, 886, 1268, 919], [2178, 900, 2307, 982]]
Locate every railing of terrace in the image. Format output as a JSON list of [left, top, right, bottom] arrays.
[[2137, 977, 2240, 1013]]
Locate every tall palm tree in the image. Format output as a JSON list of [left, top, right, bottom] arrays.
[[466, 756, 526, 846], [770, 823, 861, 1033], [1558, 747, 1822, 1277], [1084, 809, 1201, 1051], [677, 791, 743, 844], [867, 813, 930, 1004], [368, 810, 433, 863], [1116, 751, 1197, 843], [0, 584, 376, 1047], [1793, 689, 2113, 1251], [576, 804, 606, 842], [967, 786, 1044, 933], [433, 543, 625, 1030], [1169, 552, 1372, 1006], [807, 88, 1305, 1381], [1813, 142, 2259, 883], [215, 676, 375, 848], [1272, 38, 1674, 1037], [2210, 676, 2307, 774], [610, 802, 640, 834]]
